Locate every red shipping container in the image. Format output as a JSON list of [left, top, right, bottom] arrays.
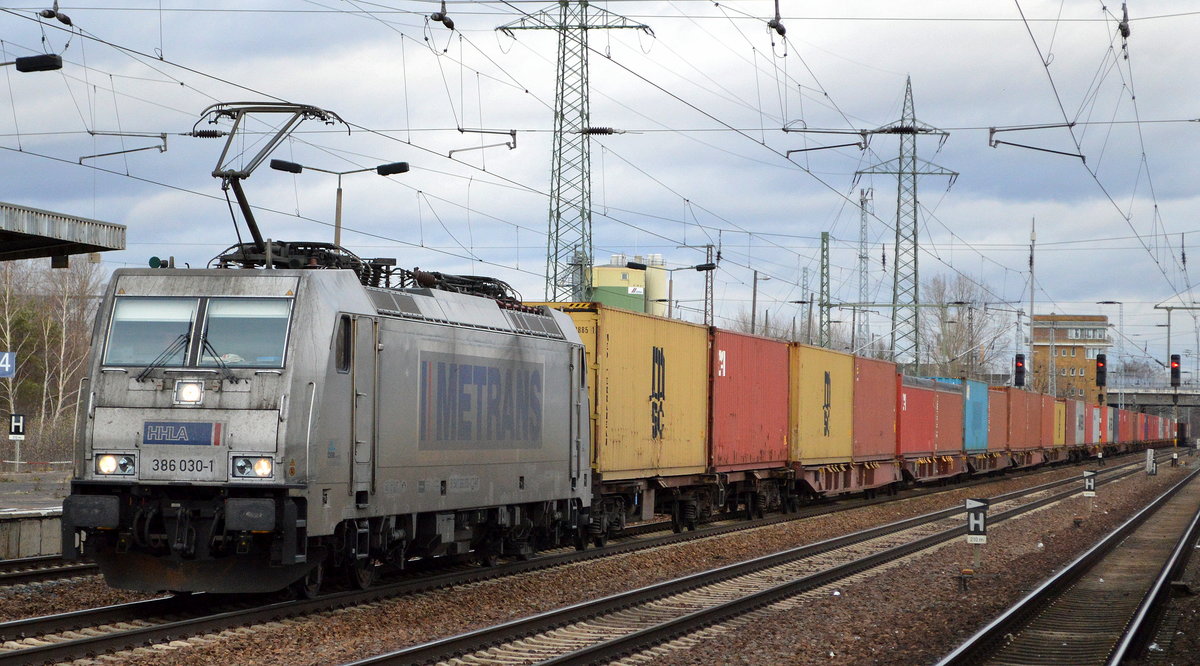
[[1039, 394, 1055, 447], [853, 357, 898, 461], [935, 383, 964, 454], [1118, 409, 1132, 443], [709, 330, 790, 471], [1005, 388, 1040, 450], [898, 381, 937, 457], [987, 388, 1009, 452]]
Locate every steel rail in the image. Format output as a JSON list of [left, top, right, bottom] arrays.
[[935, 467, 1200, 665], [0, 453, 1166, 664], [345, 462, 1151, 665], [1108, 477, 1200, 662]]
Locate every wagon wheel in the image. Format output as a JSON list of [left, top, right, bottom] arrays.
[[573, 526, 588, 551], [347, 558, 377, 589], [670, 505, 683, 534], [592, 531, 609, 548], [478, 549, 500, 567], [295, 561, 324, 599]]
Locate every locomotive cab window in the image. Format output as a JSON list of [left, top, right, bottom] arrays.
[[198, 298, 292, 368], [103, 297, 197, 366]]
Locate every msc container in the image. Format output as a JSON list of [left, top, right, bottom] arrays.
[[935, 382, 964, 454], [853, 357, 898, 461], [987, 388, 1009, 452], [1053, 400, 1066, 446], [789, 344, 855, 464], [553, 304, 709, 481], [710, 330, 789, 472], [898, 378, 937, 457]]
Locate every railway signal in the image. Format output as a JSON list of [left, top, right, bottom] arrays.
[[1170, 354, 1181, 387], [1014, 354, 1025, 387], [1095, 354, 1107, 387], [1083, 470, 1096, 497], [0, 352, 13, 378]]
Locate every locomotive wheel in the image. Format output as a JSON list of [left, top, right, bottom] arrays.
[[347, 559, 377, 589], [478, 550, 500, 567], [295, 562, 324, 599]]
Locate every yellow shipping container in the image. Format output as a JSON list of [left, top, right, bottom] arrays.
[[540, 303, 709, 480], [1053, 401, 1066, 446], [789, 344, 855, 464]]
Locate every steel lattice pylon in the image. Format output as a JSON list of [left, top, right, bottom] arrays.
[[500, 4, 650, 302], [856, 78, 956, 369]]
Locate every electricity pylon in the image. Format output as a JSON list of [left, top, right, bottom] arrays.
[[856, 77, 957, 370], [500, 4, 651, 301]]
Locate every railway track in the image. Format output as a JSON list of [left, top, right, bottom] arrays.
[[0, 556, 97, 587], [0, 454, 1159, 664], [343, 460, 1158, 665], [937, 467, 1200, 666]]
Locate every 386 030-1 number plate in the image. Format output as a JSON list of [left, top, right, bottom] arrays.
[[148, 458, 215, 474]]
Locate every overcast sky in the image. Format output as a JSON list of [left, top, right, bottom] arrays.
[[2, 1, 1199, 371]]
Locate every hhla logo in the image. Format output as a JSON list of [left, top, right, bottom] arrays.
[[650, 346, 666, 439]]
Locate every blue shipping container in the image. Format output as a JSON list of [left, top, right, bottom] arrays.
[[930, 377, 989, 452]]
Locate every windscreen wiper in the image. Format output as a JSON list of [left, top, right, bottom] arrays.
[[135, 333, 190, 382], [201, 336, 239, 384]]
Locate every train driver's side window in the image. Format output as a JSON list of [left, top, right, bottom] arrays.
[[336, 315, 351, 373]]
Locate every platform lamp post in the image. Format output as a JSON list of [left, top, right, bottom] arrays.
[[270, 159, 410, 247], [625, 261, 716, 319], [0, 54, 63, 72]]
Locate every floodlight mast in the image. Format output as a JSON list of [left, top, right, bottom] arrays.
[[195, 102, 347, 253]]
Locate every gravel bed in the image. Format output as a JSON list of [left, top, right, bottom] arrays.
[[91, 462, 1130, 666], [646, 463, 1196, 665], [0, 577, 154, 623]]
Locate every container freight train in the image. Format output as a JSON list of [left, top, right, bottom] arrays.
[[61, 249, 1177, 595], [539, 303, 1177, 534]]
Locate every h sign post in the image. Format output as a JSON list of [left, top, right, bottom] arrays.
[[966, 498, 989, 570], [8, 414, 24, 474], [965, 498, 988, 544]]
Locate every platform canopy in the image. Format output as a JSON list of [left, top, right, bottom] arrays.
[[0, 201, 125, 262]]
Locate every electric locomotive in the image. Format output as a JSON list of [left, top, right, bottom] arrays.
[[62, 242, 591, 595]]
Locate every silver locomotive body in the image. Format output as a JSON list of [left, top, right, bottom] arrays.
[[63, 268, 590, 593]]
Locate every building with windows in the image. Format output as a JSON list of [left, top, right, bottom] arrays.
[[1030, 314, 1112, 404]]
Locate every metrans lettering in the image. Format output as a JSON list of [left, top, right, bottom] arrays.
[[419, 352, 543, 449]]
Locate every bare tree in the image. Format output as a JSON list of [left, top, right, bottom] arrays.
[[0, 259, 104, 464], [921, 274, 1006, 379]]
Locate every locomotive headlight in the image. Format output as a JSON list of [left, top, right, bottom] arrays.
[[233, 456, 273, 478], [174, 380, 204, 405], [96, 454, 135, 476]]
